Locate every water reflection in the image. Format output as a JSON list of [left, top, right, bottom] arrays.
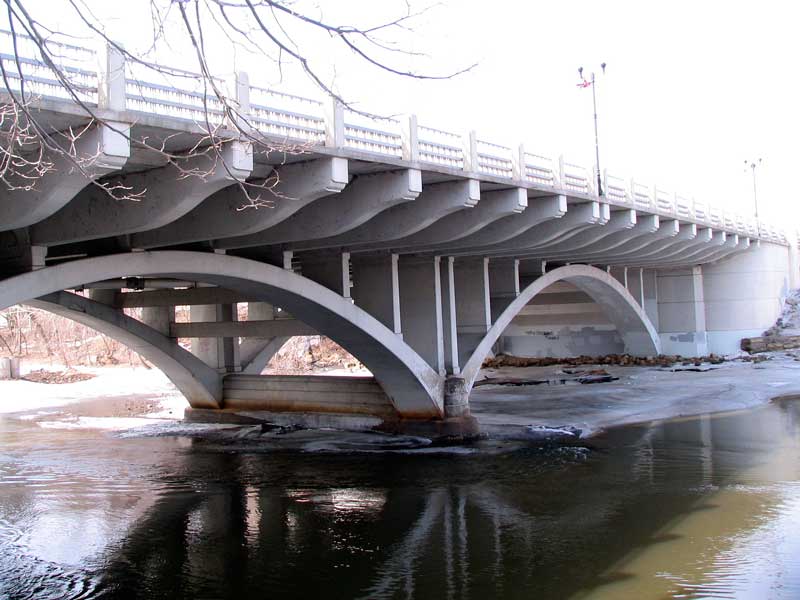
[[0, 400, 798, 599]]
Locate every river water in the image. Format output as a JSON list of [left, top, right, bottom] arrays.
[[1, 399, 799, 599]]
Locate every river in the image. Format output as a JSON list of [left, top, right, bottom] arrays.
[[1, 398, 799, 599]]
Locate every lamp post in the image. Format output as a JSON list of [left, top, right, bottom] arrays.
[[744, 158, 762, 219], [744, 158, 762, 235], [578, 62, 606, 196]]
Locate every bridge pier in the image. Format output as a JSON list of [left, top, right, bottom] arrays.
[[656, 266, 709, 356]]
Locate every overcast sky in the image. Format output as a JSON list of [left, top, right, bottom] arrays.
[[9, 0, 799, 225]]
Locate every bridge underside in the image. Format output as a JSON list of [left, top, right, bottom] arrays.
[[0, 103, 794, 432]]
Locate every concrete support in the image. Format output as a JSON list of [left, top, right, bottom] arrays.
[[656, 266, 709, 356], [398, 256, 444, 374], [439, 257, 459, 374], [190, 304, 241, 373], [351, 254, 402, 335]]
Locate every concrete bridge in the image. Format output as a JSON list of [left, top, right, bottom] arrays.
[[0, 32, 795, 432]]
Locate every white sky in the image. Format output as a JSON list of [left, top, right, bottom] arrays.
[[11, 0, 800, 225]]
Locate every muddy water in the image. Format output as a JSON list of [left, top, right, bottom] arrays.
[[1, 400, 800, 599]]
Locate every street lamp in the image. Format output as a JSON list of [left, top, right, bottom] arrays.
[[578, 62, 606, 196], [744, 158, 762, 224]]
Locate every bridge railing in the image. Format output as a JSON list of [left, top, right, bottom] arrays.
[[125, 63, 227, 125], [603, 171, 630, 205], [630, 180, 653, 211], [0, 28, 783, 245], [559, 157, 591, 195], [417, 125, 464, 169], [249, 86, 326, 143], [343, 109, 403, 157], [476, 139, 514, 178], [674, 194, 693, 220], [0, 29, 97, 104], [525, 153, 558, 187]]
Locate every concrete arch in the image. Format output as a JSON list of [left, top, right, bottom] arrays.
[[27, 291, 223, 408], [460, 265, 661, 391], [0, 251, 444, 418]]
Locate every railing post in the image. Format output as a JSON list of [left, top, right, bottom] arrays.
[[463, 129, 478, 172], [512, 143, 525, 181], [400, 113, 419, 162], [324, 96, 345, 148], [558, 154, 566, 189], [97, 41, 125, 112], [225, 70, 250, 133]]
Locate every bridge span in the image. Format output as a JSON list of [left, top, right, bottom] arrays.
[[0, 32, 796, 431]]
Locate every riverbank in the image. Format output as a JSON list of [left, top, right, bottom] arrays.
[[3, 350, 800, 443]]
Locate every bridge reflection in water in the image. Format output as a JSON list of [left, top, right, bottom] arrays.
[[1, 399, 799, 599]]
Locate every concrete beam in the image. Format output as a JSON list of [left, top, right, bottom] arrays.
[[533, 208, 637, 257], [31, 141, 252, 246], [129, 157, 348, 249], [463, 201, 602, 258], [171, 319, 315, 338], [0, 123, 130, 231], [115, 287, 257, 308], [600, 223, 697, 265], [289, 179, 481, 251], [388, 187, 528, 250], [541, 214, 662, 260], [618, 226, 714, 266], [419, 194, 568, 253], [218, 168, 421, 249]]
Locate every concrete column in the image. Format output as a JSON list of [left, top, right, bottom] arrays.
[[190, 303, 241, 372], [454, 257, 491, 367], [299, 252, 352, 297], [488, 258, 520, 321], [439, 256, 459, 374], [142, 306, 174, 336], [351, 254, 401, 335], [398, 256, 444, 374], [656, 266, 708, 356]]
